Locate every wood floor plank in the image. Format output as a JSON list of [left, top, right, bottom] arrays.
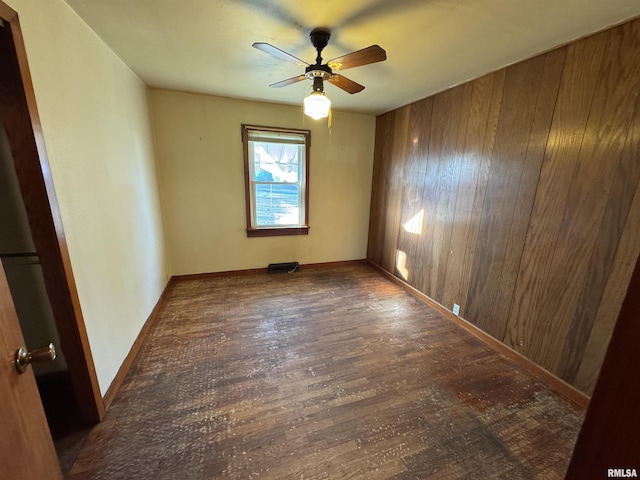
[[67, 265, 583, 479]]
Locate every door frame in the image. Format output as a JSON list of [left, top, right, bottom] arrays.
[[0, 1, 103, 424]]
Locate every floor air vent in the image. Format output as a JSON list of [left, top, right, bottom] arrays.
[[268, 262, 299, 273]]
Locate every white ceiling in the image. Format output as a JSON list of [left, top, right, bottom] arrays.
[[64, 0, 640, 116]]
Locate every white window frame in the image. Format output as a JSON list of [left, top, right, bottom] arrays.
[[242, 124, 310, 237]]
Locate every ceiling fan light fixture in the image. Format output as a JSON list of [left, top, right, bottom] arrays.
[[304, 77, 331, 119], [304, 90, 331, 119]]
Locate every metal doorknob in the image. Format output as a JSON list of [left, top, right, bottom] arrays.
[[14, 343, 57, 374]]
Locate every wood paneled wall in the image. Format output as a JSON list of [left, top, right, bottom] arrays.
[[367, 17, 640, 394]]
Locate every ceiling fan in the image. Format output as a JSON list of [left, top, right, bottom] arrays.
[[253, 28, 386, 118]]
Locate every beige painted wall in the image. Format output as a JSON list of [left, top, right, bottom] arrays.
[[149, 89, 376, 275], [6, 0, 169, 393]]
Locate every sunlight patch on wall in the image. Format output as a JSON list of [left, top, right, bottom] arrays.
[[396, 250, 409, 281], [403, 209, 424, 235]]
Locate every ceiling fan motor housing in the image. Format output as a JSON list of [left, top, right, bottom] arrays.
[[309, 27, 331, 51], [309, 27, 332, 67]]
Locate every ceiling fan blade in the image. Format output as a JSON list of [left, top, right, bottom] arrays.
[[327, 45, 386, 71], [269, 75, 307, 88], [252, 42, 309, 67], [328, 74, 365, 94]]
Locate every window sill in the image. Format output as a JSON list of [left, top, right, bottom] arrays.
[[246, 226, 309, 238]]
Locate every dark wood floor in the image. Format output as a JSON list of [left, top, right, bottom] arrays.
[[67, 264, 584, 479]]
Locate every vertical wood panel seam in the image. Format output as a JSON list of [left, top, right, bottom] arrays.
[[549, 29, 634, 376], [503, 32, 611, 365], [462, 74, 504, 310], [499, 51, 567, 343], [571, 76, 640, 384]]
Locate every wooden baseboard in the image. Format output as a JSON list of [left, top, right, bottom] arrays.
[[171, 259, 367, 281], [172, 268, 267, 281], [366, 259, 590, 409], [299, 259, 366, 269], [102, 277, 175, 410]]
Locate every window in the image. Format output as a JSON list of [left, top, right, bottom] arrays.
[[242, 125, 310, 237]]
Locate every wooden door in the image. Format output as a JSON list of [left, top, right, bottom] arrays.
[[0, 1, 104, 429], [0, 261, 61, 477]]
